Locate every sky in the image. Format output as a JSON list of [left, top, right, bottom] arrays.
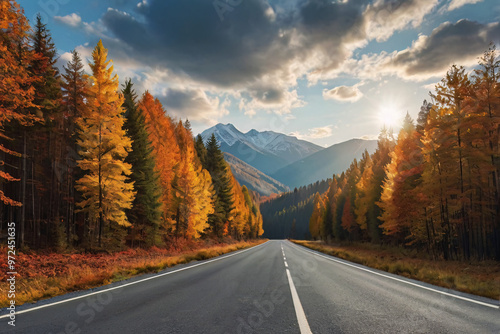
[[19, 0, 500, 147]]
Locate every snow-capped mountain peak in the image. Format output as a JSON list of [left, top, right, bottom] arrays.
[[200, 123, 323, 169], [203, 123, 245, 146]]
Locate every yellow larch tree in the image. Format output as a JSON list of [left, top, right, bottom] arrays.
[[172, 121, 214, 238], [75, 40, 135, 248], [309, 192, 326, 240]]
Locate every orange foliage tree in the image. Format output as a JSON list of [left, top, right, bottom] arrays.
[[0, 0, 38, 206], [139, 92, 180, 231]]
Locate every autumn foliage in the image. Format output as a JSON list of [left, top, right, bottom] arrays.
[[0, 2, 263, 253], [309, 45, 500, 261], [0, 1, 38, 206]]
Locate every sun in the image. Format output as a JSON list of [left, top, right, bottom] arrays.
[[377, 104, 402, 128]]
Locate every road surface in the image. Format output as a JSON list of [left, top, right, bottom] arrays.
[[1, 240, 499, 333]]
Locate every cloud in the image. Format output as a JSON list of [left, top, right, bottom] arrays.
[[101, 1, 286, 87], [323, 84, 363, 102], [363, 0, 439, 42], [422, 82, 439, 91], [54, 13, 82, 27], [359, 134, 378, 140], [240, 88, 306, 116], [448, 0, 483, 11], [344, 19, 500, 81], [158, 88, 230, 125], [87, 0, 440, 115], [291, 125, 333, 140], [389, 20, 500, 79], [67, 0, 492, 127]]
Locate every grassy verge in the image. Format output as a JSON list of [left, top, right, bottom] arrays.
[[0, 239, 266, 308], [292, 240, 500, 300]]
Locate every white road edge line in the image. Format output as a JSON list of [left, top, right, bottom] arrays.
[[288, 241, 499, 310], [286, 268, 313, 334], [0, 241, 269, 319]]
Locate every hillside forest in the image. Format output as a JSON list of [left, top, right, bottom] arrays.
[[0, 2, 263, 251], [306, 47, 500, 261], [261, 180, 330, 240]]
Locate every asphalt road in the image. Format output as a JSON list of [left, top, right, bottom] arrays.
[[1, 240, 499, 333]]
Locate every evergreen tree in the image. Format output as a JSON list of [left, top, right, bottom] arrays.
[[205, 133, 234, 237], [61, 49, 88, 245], [122, 79, 163, 247], [30, 13, 67, 248], [62, 50, 87, 119], [31, 13, 61, 119], [194, 134, 207, 168], [417, 100, 432, 134]]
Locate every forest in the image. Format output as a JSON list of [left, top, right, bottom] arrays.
[[308, 48, 500, 261], [261, 180, 330, 240], [0, 2, 263, 252]]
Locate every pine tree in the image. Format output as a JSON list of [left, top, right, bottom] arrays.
[[122, 80, 163, 246], [31, 13, 61, 119], [75, 40, 135, 248], [61, 49, 88, 245], [30, 13, 67, 248], [205, 133, 234, 238], [194, 134, 207, 168], [62, 50, 87, 119]]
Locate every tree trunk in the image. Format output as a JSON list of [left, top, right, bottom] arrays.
[[20, 131, 27, 248]]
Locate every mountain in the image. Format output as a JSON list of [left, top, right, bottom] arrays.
[[201, 123, 322, 175], [271, 138, 378, 189], [223, 152, 289, 196]]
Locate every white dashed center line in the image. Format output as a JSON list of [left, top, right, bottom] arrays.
[[281, 243, 313, 334]]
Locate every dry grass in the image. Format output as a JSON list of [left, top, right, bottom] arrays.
[[292, 240, 500, 300], [0, 239, 266, 308]]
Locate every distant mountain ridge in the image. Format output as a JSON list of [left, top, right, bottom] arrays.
[[201, 123, 322, 175], [271, 138, 378, 189], [200, 123, 378, 191], [223, 152, 289, 196]]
